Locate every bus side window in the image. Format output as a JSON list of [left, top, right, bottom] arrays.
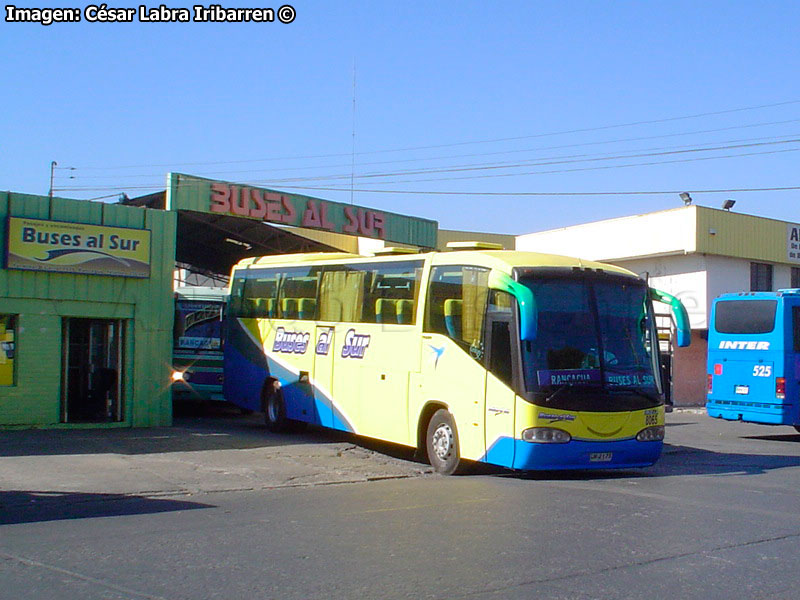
[[280, 268, 322, 321], [794, 306, 800, 353], [362, 260, 423, 325], [486, 290, 515, 387], [229, 276, 246, 317], [489, 321, 513, 387], [319, 268, 366, 322], [238, 270, 279, 319], [425, 266, 489, 359]]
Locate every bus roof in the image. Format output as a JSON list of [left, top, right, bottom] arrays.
[[232, 249, 638, 279], [716, 289, 800, 301], [175, 286, 228, 300]]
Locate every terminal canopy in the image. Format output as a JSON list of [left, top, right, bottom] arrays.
[[123, 192, 339, 278]]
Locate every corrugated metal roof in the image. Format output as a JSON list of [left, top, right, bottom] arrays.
[[696, 206, 800, 264]]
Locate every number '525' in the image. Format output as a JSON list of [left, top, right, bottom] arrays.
[[753, 365, 772, 377]]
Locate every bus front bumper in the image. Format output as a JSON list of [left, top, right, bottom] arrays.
[[486, 437, 663, 471], [706, 399, 797, 426]]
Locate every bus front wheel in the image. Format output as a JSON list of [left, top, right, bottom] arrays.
[[426, 409, 466, 475]]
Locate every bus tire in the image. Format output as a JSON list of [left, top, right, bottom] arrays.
[[426, 409, 467, 475], [263, 383, 289, 432]]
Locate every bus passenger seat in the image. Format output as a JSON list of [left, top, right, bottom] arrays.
[[265, 298, 277, 318], [281, 298, 299, 319], [298, 298, 316, 320], [443, 299, 462, 339], [244, 298, 259, 318], [396, 299, 413, 324], [376, 298, 398, 324]]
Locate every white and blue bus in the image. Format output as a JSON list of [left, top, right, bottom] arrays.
[[707, 289, 800, 430]]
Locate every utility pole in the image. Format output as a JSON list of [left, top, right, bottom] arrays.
[[49, 160, 57, 199], [350, 60, 356, 205]]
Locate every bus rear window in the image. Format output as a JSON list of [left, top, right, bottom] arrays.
[[715, 300, 777, 334]]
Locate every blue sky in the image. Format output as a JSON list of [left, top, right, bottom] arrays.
[[2, 0, 799, 233]]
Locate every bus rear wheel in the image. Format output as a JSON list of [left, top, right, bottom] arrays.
[[263, 382, 289, 432], [426, 409, 466, 475]]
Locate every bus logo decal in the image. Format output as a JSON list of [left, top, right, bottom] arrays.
[[428, 344, 445, 368], [272, 328, 310, 354], [538, 412, 576, 423], [316, 330, 332, 355], [184, 307, 221, 331], [718, 341, 770, 350], [341, 329, 370, 359]]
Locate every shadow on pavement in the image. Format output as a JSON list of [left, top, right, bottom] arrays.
[[0, 490, 213, 526], [743, 433, 800, 443], [0, 401, 353, 458], [654, 443, 800, 476], [486, 443, 800, 482]]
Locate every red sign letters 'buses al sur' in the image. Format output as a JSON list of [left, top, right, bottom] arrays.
[[208, 182, 387, 239]]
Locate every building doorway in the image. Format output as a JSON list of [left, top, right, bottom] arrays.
[[62, 318, 125, 423]]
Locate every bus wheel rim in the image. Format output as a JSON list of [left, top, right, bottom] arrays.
[[432, 423, 453, 460], [268, 398, 278, 422]]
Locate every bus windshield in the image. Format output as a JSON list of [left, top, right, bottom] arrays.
[[174, 299, 225, 352], [518, 272, 661, 411]]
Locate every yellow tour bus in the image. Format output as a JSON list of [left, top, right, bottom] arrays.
[[223, 243, 690, 474]]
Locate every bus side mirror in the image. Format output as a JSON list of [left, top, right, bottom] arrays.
[[649, 288, 691, 347], [489, 271, 537, 341]]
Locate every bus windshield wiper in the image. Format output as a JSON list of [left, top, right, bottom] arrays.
[[622, 389, 661, 403], [543, 382, 605, 403], [544, 383, 572, 404]]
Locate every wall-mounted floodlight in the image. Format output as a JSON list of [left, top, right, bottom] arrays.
[[722, 199, 736, 211], [679, 192, 692, 205]]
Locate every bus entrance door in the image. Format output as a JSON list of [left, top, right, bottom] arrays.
[[483, 317, 516, 468], [313, 326, 335, 428]]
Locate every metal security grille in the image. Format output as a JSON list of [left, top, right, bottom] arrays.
[[750, 262, 773, 292]]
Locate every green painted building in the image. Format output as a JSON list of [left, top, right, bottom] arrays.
[[1, 175, 437, 429], [0, 191, 176, 428]]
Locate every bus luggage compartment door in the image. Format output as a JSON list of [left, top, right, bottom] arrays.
[[313, 326, 335, 428]]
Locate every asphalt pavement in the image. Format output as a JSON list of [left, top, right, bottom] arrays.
[[0, 403, 434, 505], [3, 404, 800, 600], [0, 404, 797, 503]]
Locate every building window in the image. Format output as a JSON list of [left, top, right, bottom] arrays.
[[750, 262, 773, 292], [792, 267, 800, 289], [0, 315, 16, 386]]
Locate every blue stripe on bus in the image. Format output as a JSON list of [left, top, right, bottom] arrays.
[[261, 356, 354, 433], [223, 341, 267, 412], [224, 320, 354, 432], [482, 437, 662, 470]]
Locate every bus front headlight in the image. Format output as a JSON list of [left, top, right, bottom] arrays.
[[522, 427, 571, 444], [636, 426, 665, 442]]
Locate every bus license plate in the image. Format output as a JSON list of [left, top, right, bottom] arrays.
[[735, 385, 749, 395], [590, 452, 613, 462]]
